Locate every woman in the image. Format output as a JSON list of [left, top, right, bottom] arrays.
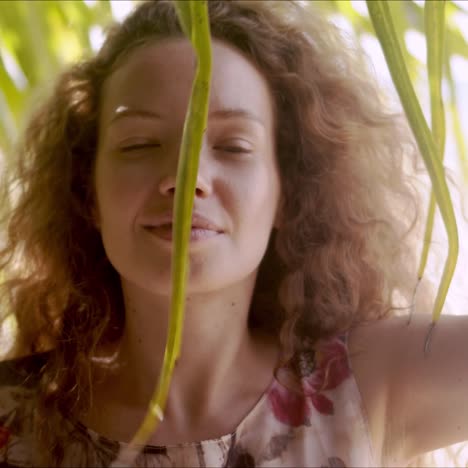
[[0, 0, 466, 466]]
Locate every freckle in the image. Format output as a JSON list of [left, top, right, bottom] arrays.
[[231, 302, 235, 306]]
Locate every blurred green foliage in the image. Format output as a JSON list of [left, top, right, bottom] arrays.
[[0, 0, 113, 157], [0, 0, 467, 173], [0, 0, 466, 175]]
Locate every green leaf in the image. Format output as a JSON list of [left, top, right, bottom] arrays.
[[0, 1, 55, 87], [418, 1, 447, 280], [173, 1, 193, 39], [0, 53, 25, 131], [388, 1, 421, 83], [366, 0, 458, 327]]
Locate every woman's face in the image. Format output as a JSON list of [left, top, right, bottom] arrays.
[[94, 38, 281, 295]]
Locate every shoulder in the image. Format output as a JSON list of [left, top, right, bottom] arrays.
[[352, 313, 468, 464], [347, 316, 410, 466]]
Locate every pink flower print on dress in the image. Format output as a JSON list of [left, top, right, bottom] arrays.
[[267, 336, 351, 424], [267, 378, 310, 427], [302, 336, 351, 415]]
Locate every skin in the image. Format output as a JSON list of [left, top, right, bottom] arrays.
[[85, 38, 282, 444], [349, 312, 468, 466]]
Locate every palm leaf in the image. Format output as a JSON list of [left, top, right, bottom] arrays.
[[418, 1, 447, 281], [366, 0, 458, 351]]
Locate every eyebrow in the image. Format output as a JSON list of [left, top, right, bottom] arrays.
[[209, 108, 265, 128], [108, 106, 265, 128], [108, 106, 162, 125]]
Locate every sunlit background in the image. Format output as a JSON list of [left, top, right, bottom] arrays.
[[0, 1, 467, 466]]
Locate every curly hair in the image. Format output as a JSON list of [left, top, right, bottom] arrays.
[[0, 0, 425, 463]]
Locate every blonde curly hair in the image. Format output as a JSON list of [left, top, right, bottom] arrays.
[[0, 0, 425, 463]]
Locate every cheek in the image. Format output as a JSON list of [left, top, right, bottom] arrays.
[[232, 165, 280, 224], [95, 159, 152, 224]]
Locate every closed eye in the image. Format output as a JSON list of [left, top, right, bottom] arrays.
[[121, 143, 161, 152], [217, 146, 251, 154]]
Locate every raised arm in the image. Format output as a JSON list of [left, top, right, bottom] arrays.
[[349, 313, 468, 466]]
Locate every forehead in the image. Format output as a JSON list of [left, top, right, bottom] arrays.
[[100, 38, 274, 130]]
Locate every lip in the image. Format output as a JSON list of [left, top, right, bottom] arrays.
[[144, 225, 222, 242], [144, 211, 224, 232]]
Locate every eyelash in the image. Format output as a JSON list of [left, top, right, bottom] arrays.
[[120, 143, 161, 152], [217, 146, 251, 154], [120, 144, 251, 154]]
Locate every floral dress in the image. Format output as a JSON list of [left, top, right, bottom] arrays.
[[0, 332, 378, 467]]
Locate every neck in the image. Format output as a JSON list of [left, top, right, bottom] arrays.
[[98, 271, 278, 426]]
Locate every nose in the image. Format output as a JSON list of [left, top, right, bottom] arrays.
[[158, 158, 212, 199]]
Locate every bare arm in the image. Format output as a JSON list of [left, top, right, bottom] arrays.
[[349, 313, 468, 465]]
